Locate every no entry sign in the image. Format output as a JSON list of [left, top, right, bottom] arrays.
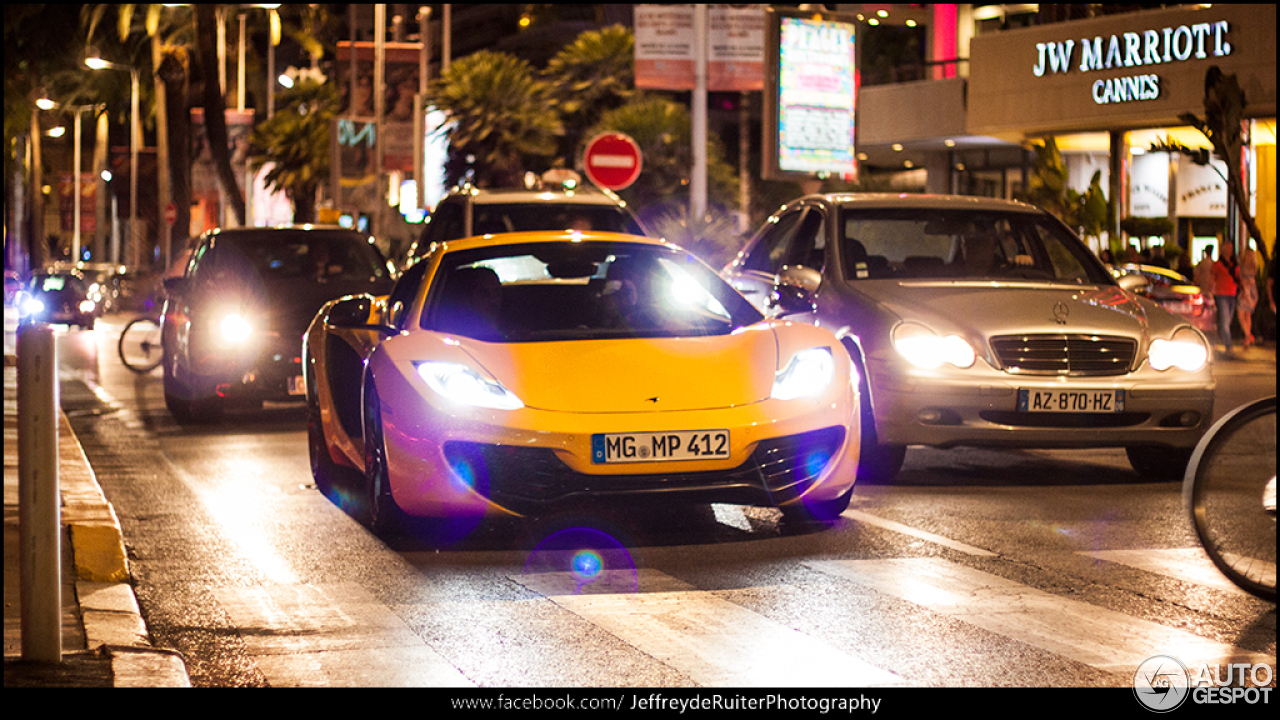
[[583, 133, 643, 191]]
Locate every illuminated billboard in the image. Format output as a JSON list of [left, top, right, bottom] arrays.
[[764, 8, 858, 180]]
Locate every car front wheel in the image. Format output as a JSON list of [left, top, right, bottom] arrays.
[[844, 341, 906, 483], [361, 377, 404, 533]]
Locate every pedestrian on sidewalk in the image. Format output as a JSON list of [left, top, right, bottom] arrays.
[[1236, 240, 1260, 348], [1212, 237, 1239, 352], [1194, 245, 1216, 308]]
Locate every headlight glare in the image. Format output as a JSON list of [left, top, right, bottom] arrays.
[[19, 294, 44, 317], [771, 347, 835, 400], [416, 361, 524, 410], [219, 313, 254, 344], [892, 323, 976, 369], [1149, 327, 1208, 371]]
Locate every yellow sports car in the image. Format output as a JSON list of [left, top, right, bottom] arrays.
[[304, 231, 860, 533]]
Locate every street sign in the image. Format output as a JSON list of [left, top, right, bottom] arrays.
[[583, 133, 643, 191]]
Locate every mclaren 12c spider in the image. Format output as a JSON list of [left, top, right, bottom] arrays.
[[304, 231, 861, 533]]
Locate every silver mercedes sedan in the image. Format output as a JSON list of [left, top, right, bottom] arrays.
[[723, 194, 1215, 482]]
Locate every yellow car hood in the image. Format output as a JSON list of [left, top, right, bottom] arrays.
[[459, 324, 778, 413]]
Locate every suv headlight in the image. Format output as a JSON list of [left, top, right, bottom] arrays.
[[219, 312, 254, 344], [416, 361, 524, 410], [771, 347, 834, 400], [892, 322, 976, 369], [1148, 327, 1209, 371]]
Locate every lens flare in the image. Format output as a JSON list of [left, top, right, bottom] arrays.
[[571, 550, 603, 582], [524, 527, 638, 595]]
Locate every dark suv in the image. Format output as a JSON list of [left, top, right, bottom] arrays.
[[401, 186, 645, 268], [161, 226, 396, 421]]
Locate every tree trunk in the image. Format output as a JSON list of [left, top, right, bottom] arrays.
[[158, 49, 191, 264], [195, 5, 245, 226]]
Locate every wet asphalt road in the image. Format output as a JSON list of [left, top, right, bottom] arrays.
[[53, 317, 1276, 689]]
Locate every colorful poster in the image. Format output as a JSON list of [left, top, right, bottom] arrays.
[[777, 16, 856, 176]]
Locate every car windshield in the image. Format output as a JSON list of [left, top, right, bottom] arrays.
[[472, 203, 638, 236], [423, 241, 763, 342], [840, 208, 1112, 284], [216, 230, 390, 283]]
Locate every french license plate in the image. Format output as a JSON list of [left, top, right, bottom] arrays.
[[1018, 388, 1125, 413], [591, 430, 730, 464], [288, 375, 306, 396]]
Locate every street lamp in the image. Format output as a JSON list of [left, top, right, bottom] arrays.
[[85, 55, 139, 268], [36, 97, 100, 263]]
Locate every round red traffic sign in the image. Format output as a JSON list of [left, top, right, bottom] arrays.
[[583, 133, 642, 191]]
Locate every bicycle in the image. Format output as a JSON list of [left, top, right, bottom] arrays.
[[1183, 395, 1276, 602], [117, 313, 164, 373]]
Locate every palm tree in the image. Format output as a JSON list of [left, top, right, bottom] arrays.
[[248, 79, 337, 224], [1179, 67, 1268, 264], [543, 25, 636, 165], [427, 50, 561, 188], [194, 4, 245, 225]]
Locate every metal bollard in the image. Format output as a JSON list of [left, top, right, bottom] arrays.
[[18, 322, 61, 663]]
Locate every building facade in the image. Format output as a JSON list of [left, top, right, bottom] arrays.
[[854, 4, 1276, 260]]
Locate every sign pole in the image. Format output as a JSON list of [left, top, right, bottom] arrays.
[[692, 4, 708, 224]]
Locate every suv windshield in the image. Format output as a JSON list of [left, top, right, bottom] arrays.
[[216, 230, 390, 283], [423, 242, 763, 342], [840, 209, 1112, 284], [473, 204, 637, 236]]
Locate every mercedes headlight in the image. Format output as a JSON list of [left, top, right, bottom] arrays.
[[892, 322, 976, 369], [416, 361, 524, 410], [771, 347, 835, 400], [1148, 327, 1209, 372]]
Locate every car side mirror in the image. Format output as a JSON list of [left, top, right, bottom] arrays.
[[1117, 272, 1151, 295], [778, 265, 822, 294], [327, 294, 396, 334], [770, 283, 817, 317]]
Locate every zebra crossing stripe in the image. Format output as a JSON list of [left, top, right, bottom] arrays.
[[211, 582, 474, 687], [1078, 548, 1265, 596], [517, 570, 905, 687], [841, 508, 998, 556], [804, 557, 1274, 674]]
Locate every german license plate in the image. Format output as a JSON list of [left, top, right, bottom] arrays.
[[1018, 388, 1125, 413], [288, 375, 306, 396], [591, 430, 730, 464]]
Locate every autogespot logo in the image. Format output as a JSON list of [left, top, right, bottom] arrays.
[[1134, 655, 1191, 712]]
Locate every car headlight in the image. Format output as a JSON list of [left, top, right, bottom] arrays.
[[1148, 327, 1209, 371], [219, 313, 254, 344], [416, 361, 524, 410], [892, 322, 976, 369], [771, 347, 834, 400], [18, 293, 44, 317]]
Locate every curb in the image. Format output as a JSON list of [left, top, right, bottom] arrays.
[[4, 355, 190, 687]]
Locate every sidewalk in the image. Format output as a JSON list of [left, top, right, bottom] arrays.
[[3, 346, 190, 687]]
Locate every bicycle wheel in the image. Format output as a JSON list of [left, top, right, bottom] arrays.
[[118, 316, 164, 373], [1183, 396, 1276, 602]]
